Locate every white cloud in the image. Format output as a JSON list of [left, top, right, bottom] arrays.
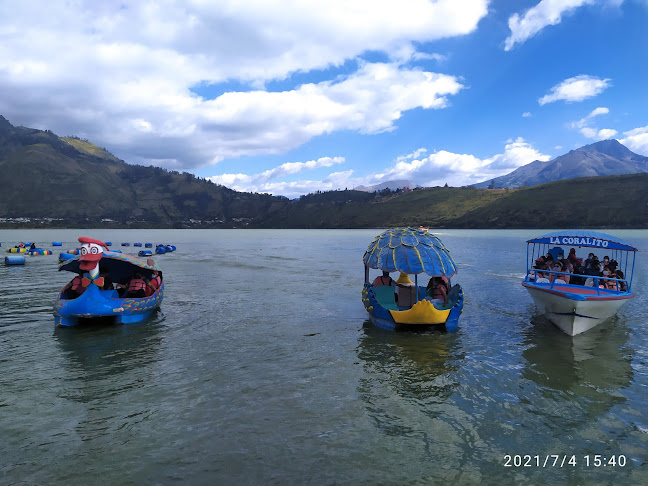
[[522, 112, 532, 117], [570, 106, 617, 140], [208, 138, 551, 196], [390, 138, 548, 185], [539, 75, 611, 105], [619, 125, 648, 156], [0, 0, 487, 171], [368, 137, 550, 187], [208, 156, 346, 196], [571, 106, 609, 129], [596, 128, 618, 139], [504, 0, 622, 51]]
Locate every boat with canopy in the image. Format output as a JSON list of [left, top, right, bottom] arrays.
[[361, 227, 464, 331], [522, 230, 636, 336], [54, 237, 163, 327]]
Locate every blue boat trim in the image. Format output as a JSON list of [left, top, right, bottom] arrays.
[[551, 311, 597, 319]]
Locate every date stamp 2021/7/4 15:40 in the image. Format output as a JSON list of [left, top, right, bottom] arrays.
[[503, 454, 628, 468]]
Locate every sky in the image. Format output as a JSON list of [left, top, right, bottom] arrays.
[[1, 0, 647, 198]]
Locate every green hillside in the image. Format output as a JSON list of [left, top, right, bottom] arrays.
[[259, 176, 648, 228], [0, 116, 290, 227]]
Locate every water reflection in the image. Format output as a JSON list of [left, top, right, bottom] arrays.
[[52, 317, 166, 448], [356, 321, 464, 424], [521, 315, 633, 424], [54, 316, 164, 402]]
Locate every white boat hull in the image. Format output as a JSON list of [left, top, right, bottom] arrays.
[[523, 283, 632, 336]]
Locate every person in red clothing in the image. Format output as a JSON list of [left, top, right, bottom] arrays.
[[125, 273, 147, 298], [567, 248, 582, 269], [145, 270, 162, 297], [373, 271, 394, 287]]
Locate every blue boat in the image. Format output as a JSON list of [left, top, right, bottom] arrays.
[[522, 230, 636, 335], [59, 252, 76, 263], [361, 227, 464, 331], [54, 237, 163, 327]]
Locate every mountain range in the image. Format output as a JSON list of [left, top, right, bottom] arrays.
[[473, 139, 648, 189], [1, 114, 647, 228], [0, 115, 286, 226]]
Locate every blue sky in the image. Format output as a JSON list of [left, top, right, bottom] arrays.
[[1, 0, 647, 197]]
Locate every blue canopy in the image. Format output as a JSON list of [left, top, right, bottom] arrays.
[[363, 227, 458, 277], [528, 230, 637, 252]]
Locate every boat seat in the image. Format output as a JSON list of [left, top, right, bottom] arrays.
[[373, 285, 398, 311]]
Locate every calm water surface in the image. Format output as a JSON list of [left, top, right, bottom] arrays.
[[1, 229, 647, 485]]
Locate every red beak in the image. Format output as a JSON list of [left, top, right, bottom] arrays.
[[79, 252, 102, 270]]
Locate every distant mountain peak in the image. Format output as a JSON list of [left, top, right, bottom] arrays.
[[473, 140, 648, 189], [579, 139, 635, 158], [354, 180, 418, 192]]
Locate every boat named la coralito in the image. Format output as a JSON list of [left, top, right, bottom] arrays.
[[522, 231, 636, 336], [362, 227, 464, 331]]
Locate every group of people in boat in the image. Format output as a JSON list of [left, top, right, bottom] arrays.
[[13, 242, 37, 250], [531, 248, 626, 290], [62, 270, 163, 300], [373, 270, 450, 306]]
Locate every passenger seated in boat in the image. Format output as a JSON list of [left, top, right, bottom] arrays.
[[61, 275, 86, 299], [426, 276, 448, 305], [615, 270, 628, 291], [373, 271, 395, 287], [601, 278, 618, 291], [530, 257, 550, 282], [583, 253, 599, 272], [570, 266, 587, 285], [145, 270, 162, 297], [394, 272, 418, 307], [550, 261, 569, 284], [123, 273, 148, 298], [568, 248, 582, 269]]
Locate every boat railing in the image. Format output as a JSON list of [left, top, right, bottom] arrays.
[[525, 269, 629, 295]]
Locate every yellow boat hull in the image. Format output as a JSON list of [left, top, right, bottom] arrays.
[[389, 298, 451, 325]]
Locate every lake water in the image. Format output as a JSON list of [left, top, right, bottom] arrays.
[[1, 229, 647, 485]]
